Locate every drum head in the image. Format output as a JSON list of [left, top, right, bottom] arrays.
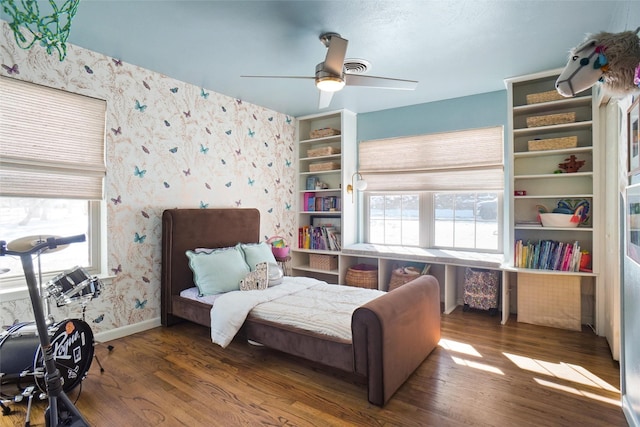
[[34, 319, 94, 393]]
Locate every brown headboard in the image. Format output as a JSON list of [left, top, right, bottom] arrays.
[[161, 208, 260, 324]]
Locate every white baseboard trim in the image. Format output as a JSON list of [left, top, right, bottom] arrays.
[[622, 395, 639, 427], [94, 317, 161, 343]]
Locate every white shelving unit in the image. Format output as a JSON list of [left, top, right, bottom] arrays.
[[292, 109, 357, 284], [504, 68, 601, 330]]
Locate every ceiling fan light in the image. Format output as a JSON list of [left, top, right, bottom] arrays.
[[316, 76, 345, 92]]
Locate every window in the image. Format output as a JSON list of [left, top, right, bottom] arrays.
[[0, 77, 106, 285], [360, 127, 504, 253]]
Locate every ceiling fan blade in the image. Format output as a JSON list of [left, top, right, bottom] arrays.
[[345, 74, 418, 90], [323, 35, 348, 75], [241, 75, 314, 80], [318, 90, 334, 109]]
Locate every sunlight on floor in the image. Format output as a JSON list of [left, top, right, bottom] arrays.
[[535, 378, 621, 406], [438, 338, 482, 357], [450, 356, 505, 375]]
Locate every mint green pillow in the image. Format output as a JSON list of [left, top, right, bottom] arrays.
[[186, 247, 250, 295], [239, 242, 277, 271]]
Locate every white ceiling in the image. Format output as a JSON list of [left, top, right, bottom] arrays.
[[7, 1, 636, 117]]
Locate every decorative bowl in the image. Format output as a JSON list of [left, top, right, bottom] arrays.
[[539, 213, 580, 228]]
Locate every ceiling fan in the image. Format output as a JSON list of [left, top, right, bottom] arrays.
[[242, 32, 418, 109]]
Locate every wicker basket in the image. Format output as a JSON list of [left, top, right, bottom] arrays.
[[526, 112, 576, 128], [345, 264, 378, 289], [309, 161, 340, 172], [526, 90, 564, 105], [307, 146, 341, 157], [310, 128, 341, 139], [528, 136, 578, 151], [387, 267, 421, 291], [309, 254, 338, 271]]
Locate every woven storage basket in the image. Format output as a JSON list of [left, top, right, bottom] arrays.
[[528, 136, 578, 151], [310, 128, 341, 139], [387, 267, 421, 291], [309, 161, 340, 172], [345, 264, 378, 289], [526, 90, 564, 105], [526, 112, 576, 128], [307, 146, 341, 157], [309, 254, 338, 271]]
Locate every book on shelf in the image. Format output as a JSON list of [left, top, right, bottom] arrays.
[[297, 225, 341, 251], [514, 239, 582, 271]]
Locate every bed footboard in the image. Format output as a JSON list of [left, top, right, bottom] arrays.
[[352, 275, 441, 406]]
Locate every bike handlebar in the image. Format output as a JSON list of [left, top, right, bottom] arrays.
[[0, 234, 86, 257]]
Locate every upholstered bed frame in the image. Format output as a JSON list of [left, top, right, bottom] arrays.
[[161, 208, 441, 406]]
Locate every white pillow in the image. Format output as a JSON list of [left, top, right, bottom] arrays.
[[186, 246, 250, 295]]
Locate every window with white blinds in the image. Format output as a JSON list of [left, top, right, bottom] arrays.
[[0, 76, 106, 199], [358, 126, 504, 191]]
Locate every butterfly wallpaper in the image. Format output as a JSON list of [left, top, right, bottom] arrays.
[[0, 21, 296, 334]]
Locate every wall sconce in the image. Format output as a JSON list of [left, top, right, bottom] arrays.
[[346, 172, 367, 203]]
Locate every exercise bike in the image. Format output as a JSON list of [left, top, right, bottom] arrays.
[[0, 235, 93, 427]]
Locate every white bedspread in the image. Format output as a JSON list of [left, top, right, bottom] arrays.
[[210, 276, 384, 347]]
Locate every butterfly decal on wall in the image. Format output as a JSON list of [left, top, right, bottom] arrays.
[[252, 114, 257, 120], [225, 182, 232, 187], [267, 208, 273, 213], [264, 188, 268, 194], [141, 211, 149, 219], [111, 264, 122, 275], [200, 144, 209, 154], [235, 200, 242, 207], [236, 99, 242, 105], [142, 276, 150, 283], [2, 63, 19, 75], [84, 65, 93, 74], [135, 298, 147, 309], [268, 117, 273, 122], [134, 232, 146, 243], [221, 159, 226, 165], [248, 177, 255, 186], [200, 201, 209, 209], [93, 314, 104, 324], [235, 149, 241, 155], [141, 145, 150, 154], [248, 128, 255, 137], [183, 110, 190, 118], [205, 183, 211, 190], [225, 130, 232, 135], [285, 202, 291, 210], [252, 162, 257, 168], [170, 87, 178, 93], [143, 80, 150, 90], [285, 159, 291, 167], [111, 195, 121, 205], [275, 134, 281, 140], [111, 126, 122, 135], [111, 58, 123, 66], [200, 88, 209, 99], [134, 100, 147, 112], [267, 162, 273, 167], [221, 106, 226, 112], [286, 116, 291, 124], [275, 178, 280, 184], [163, 181, 170, 188], [205, 127, 211, 135], [134, 166, 146, 177], [164, 120, 170, 127], [183, 168, 191, 176], [169, 147, 178, 153]]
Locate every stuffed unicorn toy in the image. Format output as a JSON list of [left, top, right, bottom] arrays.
[[556, 27, 640, 98]]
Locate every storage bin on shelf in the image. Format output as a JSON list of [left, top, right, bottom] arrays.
[[345, 264, 378, 289], [526, 112, 575, 128], [310, 128, 341, 139], [309, 253, 338, 271], [526, 90, 564, 105], [309, 161, 340, 172], [528, 136, 578, 151], [307, 146, 341, 157]]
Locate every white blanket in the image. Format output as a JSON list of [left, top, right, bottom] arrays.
[[210, 276, 384, 347]]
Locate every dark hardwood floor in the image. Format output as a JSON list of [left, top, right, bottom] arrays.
[[1, 307, 626, 426]]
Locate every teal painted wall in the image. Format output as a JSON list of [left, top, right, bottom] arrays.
[[357, 90, 507, 142]]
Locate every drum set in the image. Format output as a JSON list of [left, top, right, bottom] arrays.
[[0, 235, 103, 426]]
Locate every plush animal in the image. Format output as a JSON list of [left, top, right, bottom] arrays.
[[556, 27, 640, 98], [239, 262, 269, 291]]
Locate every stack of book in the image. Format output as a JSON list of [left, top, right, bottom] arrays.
[[298, 225, 341, 251], [303, 193, 340, 212], [514, 239, 583, 271]]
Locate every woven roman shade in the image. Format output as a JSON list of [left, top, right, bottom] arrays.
[[359, 126, 504, 191], [0, 76, 106, 199]]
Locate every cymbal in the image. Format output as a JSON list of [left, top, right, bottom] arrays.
[[6, 235, 69, 254]]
